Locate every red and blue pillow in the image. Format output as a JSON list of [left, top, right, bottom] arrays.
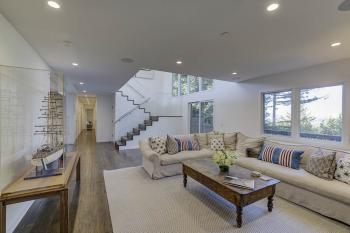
[[175, 137, 200, 151], [258, 145, 304, 169]]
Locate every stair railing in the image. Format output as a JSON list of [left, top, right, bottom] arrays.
[[114, 97, 151, 125]]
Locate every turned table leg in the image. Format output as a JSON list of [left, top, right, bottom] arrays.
[[183, 174, 187, 188], [268, 195, 274, 212], [76, 157, 81, 181], [0, 202, 6, 233], [236, 205, 243, 228], [268, 185, 275, 212], [60, 189, 69, 233]]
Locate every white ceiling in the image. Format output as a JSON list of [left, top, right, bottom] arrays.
[[0, 0, 349, 93]]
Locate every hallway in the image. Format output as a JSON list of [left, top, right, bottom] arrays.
[[14, 130, 142, 233]]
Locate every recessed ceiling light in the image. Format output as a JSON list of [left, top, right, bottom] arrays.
[[232, 72, 237, 75], [72, 62, 79, 66], [176, 60, 183, 65], [83, 90, 87, 93], [47, 1, 60, 9], [331, 42, 342, 47], [79, 82, 84, 85], [267, 3, 279, 12], [121, 58, 134, 63]]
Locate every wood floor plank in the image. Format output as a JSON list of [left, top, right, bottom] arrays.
[[13, 130, 142, 233]]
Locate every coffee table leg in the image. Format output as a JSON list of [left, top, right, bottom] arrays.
[[268, 195, 274, 212], [0, 202, 6, 233], [183, 173, 187, 188], [236, 205, 242, 228]]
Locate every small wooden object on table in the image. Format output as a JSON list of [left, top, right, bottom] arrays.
[[182, 159, 280, 228], [0, 152, 80, 233]]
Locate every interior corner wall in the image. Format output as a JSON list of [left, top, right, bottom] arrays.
[[96, 94, 114, 142], [0, 13, 50, 233]]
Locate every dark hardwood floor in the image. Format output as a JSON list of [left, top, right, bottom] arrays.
[[14, 130, 142, 233]]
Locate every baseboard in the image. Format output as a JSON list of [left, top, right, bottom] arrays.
[[7, 201, 34, 233]]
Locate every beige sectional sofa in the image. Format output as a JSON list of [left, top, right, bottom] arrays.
[[139, 132, 350, 225]]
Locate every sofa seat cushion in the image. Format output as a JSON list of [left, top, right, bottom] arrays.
[[160, 149, 213, 166], [236, 157, 350, 205]]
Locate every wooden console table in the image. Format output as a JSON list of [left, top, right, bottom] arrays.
[[0, 152, 80, 233]]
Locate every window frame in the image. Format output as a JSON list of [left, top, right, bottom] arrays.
[[261, 89, 293, 137], [261, 83, 345, 145], [171, 74, 214, 97], [298, 84, 344, 142], [188, 100, 214, 133]]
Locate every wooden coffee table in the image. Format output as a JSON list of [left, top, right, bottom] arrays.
[[182, 159, 280, 228]]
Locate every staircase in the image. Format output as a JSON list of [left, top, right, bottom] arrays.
[[115, 91, 159, 150]]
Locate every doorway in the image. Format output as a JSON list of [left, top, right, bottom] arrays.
[[76, 95, 97, 140]]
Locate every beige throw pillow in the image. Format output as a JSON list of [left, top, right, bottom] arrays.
[[236, 132, 264, 157]]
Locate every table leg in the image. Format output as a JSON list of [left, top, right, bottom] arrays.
[[268, 195, 274, 212], [60, 189, 69, 233], [268, 185, 275, 212], [183, 173, 187, 188], [0, 202, 6, 233], [236, 205, 242, 228], [76, 158, 81, 181]]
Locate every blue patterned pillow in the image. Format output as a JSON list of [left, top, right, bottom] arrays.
[[258, 145, 304, 169]]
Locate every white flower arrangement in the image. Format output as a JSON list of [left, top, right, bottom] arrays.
[[213, 150, 238, 166]]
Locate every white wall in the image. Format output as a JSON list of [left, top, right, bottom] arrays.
[[65, 93, 76, 144], [0, 13, 50, 233], [177, 58, 350, 149], [96, 94, 114, 142]]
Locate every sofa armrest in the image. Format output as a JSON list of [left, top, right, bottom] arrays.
[[139, 140, 159, 162]]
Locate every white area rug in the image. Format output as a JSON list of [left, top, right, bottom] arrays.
[[104, 167, 350, 233]]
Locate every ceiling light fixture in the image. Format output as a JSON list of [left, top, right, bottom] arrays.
[[72, 62, 79, 66], [176, 60, 183, 65], [267, 3, 279, 12], [79, 82, 84, 85], [331, 42, 342, 47], [121, 58, 134, 63], [232, 72, 237, 75], [47, 1, 60, 9]]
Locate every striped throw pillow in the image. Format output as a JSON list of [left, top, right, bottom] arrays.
[[258, 145, 304, 169], [175, 138, 200, 151], [167, 135, 180, 155]]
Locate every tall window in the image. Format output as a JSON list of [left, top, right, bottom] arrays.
[[201, 78, 213, 91], [189, 76, 199, 93], [300, 85, 343, 141], [180, 75, 188, 96], [189, 101, 214, 133], [172, 74, 179, 96], [263, 91, 292, 136]]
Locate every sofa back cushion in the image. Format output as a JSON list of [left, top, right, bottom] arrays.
[[193, 133, 208, 149], [223, 133, 237, 150], [236, 132, 264, 157], [258, 144, 304, 169]]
